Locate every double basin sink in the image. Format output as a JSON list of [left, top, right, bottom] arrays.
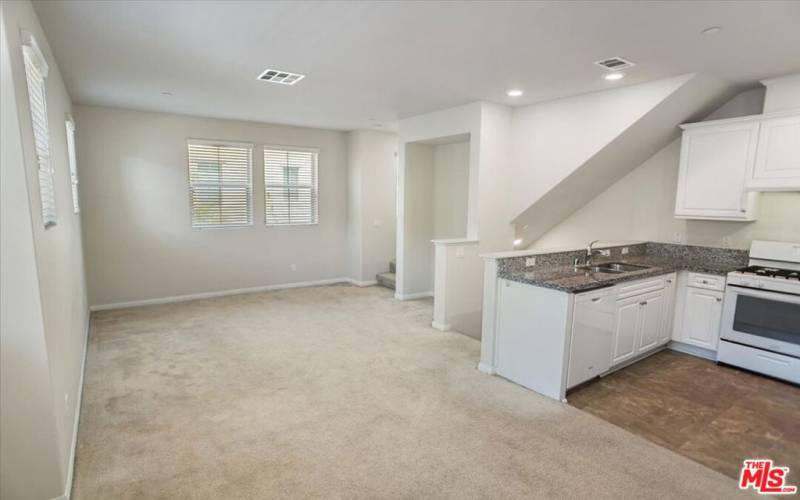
[[574, 262, 650, 274]]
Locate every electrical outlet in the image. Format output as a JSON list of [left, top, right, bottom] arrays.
[[455, 247, 464, 258], [525, 257, 536, 267], [721, 236, 731, 248], [621, 247, 629, 255], [673, 232, 683, 244], [290, 264, 297, 271], [372, 219, 381, 228]]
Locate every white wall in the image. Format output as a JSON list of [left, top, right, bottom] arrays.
[[346, 129, 397, 283], [75, 105, 350, 307], [762, 74, 800, 113], [1, 0, 88, 497], [403, 142, 436, 294], [433, 141, 469, 239], [534, 88, 800, 250], [509, 74, 695, 219]]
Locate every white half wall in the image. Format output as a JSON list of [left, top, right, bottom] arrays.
[[75, 105, 350, 307], [346, 129, 397, 283]]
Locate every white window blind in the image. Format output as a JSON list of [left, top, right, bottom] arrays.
[[65, 114, 79, 213], [21, 32, 56, 227], [264, 147, 318, 226], [187, 140, 253, 228]]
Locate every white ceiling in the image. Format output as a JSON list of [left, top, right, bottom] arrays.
[[33, 0, 800, 131]]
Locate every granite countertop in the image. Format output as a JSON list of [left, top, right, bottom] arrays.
[[499, 254, 741, 294]]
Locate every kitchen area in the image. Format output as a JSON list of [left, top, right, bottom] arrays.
[[477, 73, 800, 481]]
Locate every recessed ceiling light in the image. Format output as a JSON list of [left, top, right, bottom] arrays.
[[257, 68, 305, 85], [604, 72, 625, 81], [701, 26, 722, 36], [513, 238, 523, 246], [507, 89, 524, 97]]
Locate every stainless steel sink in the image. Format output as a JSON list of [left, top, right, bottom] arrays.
[[574, 262, 650, 274], [601, 262, 651, 272]]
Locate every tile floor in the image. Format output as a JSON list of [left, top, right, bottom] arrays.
[[568, 350, 800, 481]]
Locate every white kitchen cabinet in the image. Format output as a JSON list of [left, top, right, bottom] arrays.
[[659, 274, 677, 345], [567, 288, 615, 389], [675, 119, 759, 221], [748, 112, 800, 191], [611, 274, 675, 367], [612, 296, 641, 365], [638, 290, 665, 352], [679, 286, 724, 350]]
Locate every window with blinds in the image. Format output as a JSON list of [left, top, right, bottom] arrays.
[[187, 140, 253, 228], [264, 147, 318, 226], [22, 32, 57, 227], [65, 115, 79, 213]]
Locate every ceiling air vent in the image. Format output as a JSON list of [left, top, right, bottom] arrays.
[[257, 69, 305, 85], [593, 57, 635, 71]]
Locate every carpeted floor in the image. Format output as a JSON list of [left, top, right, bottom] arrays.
[[73, 284, 747, 499]]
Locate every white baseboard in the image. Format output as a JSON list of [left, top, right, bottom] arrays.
[[431, 321, 451, 331], [55, 312, 90, 500], [346, 279, 378, 287], [477, 362, 496, 375], [667, 341, 717, 361], [394, 291, 433, 301], [89, 277, 353, 312]]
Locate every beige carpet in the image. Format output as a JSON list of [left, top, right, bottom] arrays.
[[73, 284, 747, 499]]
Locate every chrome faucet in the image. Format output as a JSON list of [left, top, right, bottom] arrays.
[[585, 239, 602, 266]]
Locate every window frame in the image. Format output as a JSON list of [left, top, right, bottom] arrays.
[[186, 138, 254, 230], [263, 144, 320, 227], [65, 114, 79, 213], [21, 31, 57, 229]]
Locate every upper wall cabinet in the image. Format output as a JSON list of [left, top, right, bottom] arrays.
[[747, 112, 800, 191], [675, 119, 760, 221]]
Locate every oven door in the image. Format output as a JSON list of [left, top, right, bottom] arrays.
[[720, 285, 800, 358]]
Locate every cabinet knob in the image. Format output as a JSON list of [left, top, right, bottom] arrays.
[[740, 208, 746, 213], [666, 279, 672, 283], [716, 297, 722, 302], [592, 297, 602, 302], [640, 301, 647, 306], [702, 280, 708, 284]]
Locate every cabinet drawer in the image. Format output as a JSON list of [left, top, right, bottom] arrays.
[[688, 272, 725, 291], [617, 276, 665, 300]]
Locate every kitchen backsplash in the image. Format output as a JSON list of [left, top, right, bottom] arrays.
[[497, 242, 748, 274]]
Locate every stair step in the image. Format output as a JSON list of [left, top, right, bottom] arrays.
[[389, 259, 396, 273], [376, 272, 396, 290]]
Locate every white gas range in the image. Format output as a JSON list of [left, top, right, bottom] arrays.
[[718, 240, 800, 385]]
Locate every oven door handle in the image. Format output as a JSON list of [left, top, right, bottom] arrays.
[[727, 285, 800, 305]]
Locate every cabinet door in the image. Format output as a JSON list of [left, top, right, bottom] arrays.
[[612, 297, 641, 365], [681, 288, 724, 350], [568, 292, 615, 388], [749, 113, 800, 191], [659, 274, 677, 345], [675, 122, 759, 220], [638, 291, 665, 353]]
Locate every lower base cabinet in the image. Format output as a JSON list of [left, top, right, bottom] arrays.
[[679, 286, 724, 350], [569, 273, 677, 389]]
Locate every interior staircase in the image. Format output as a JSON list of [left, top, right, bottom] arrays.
[[376, 259, 396, 290]]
